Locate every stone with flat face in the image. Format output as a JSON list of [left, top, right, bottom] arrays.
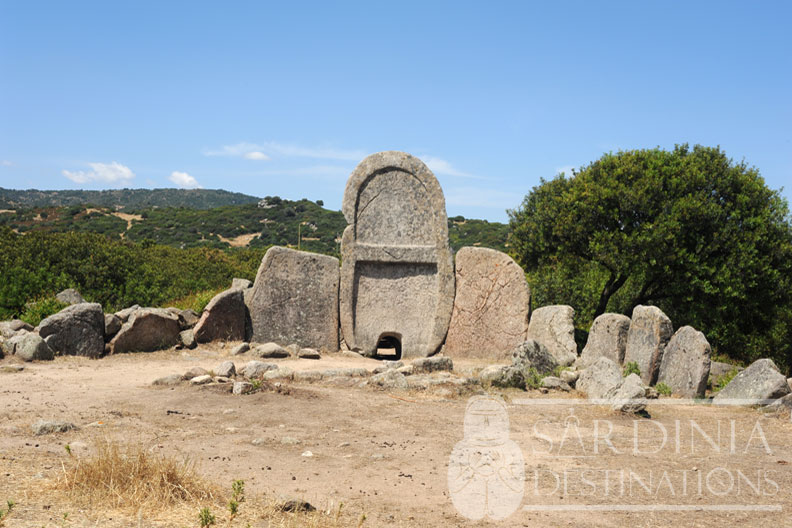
[[526, 305, 577, 366], [443, 247, 530, 360], [657, 326, 711, 398], [339, 151, 454, 358], [247, 246, 339, 350], [623, 305, 673, 386], [580, 313, 631, 367]]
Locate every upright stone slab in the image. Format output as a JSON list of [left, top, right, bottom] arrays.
[[193, 288, 246, 343], [526, 305, 577, 366], [248, 246, 339, 350], [656, 326, 711, 398], [444, 247, 530, 360], [623, 305, 673, 386], [579, 313, 631, 367], [339, 152, 454, 358]]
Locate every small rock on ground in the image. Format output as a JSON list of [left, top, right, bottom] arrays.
[[32, 420, 77, 435], [412, 356, 453, 373]]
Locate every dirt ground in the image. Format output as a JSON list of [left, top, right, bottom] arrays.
[[1, 346, 791, 527]]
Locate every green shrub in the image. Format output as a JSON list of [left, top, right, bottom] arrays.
[[623, 362, 641, 377], [711, 367, 739, 393], [19, 296, 68, 326], [655, 382, 673, 396]]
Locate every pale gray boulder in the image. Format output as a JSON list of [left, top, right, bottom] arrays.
[[526, 305, 577, 366], [114, 305, 140, 322], [193, 288, 246, 343], [240, 361, 278, 379], [109, 308, 180, 354], [231, 342, 250, 355], [232, 278, 252, 289], [610, 373, 648, 413], [560, 369, 580, 387], [38, 303, 105, 358], [412, 356, 453, 373], [713, 358, 791, 405], [179, 329, 196, 349], [297, 348, 321, 360], [215, 361, 236, 378], [541, 376, 572, 391], [580, 313, 630, 367], [512, 339, 558, 376], [251, 342, 289, 359], [15, 333, 54, 362], [657, 326, 711, 398], [577, 357, 623, 400], [55, 288, 85, 305], [104, 314, 122, 339], [181, 366, 209, 380], [0, 319, 33, 338], [623, 305, 673, 385]]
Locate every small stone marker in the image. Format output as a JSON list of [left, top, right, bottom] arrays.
[[526, 305, 577, 366], [339, 151, 455, 358], [623, 305, 673, 386], [656, 326, 711, 398]]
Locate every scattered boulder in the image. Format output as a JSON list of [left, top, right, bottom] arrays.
[[512, 339, 558, 376], [251, 342, 289, 359], [713, 359, 791, 405], [32, 420, 77, 435], [541, 376, 571, 391], [443, 247, 530, 360], [176, 309, 200, 330], [369, 369, 408, 390], [179, 329, 196, 349], [610, 373, 647, 413], [232, 381, 254, 395], [231, 342, 250, 356], [193, 289, 246, 343], [0, 319, 33, 338], [285, 343, 300, 356], [412, 356, 453, 373], [762, 394, 792, 413], [232, 278, 252, 289], [104, 314, 122, 339], [240, 361, 278, 379], [114, 305, 140, 323], [38, 303, 105, 358], [15, 333, 54, 362], [110, 308, 180, 354], [152, 374, 182, 386], [215, 361, 236, 378], [657, 326, 711, 398], [297, 348, 321, 360], [623, 305, 673, 385], [577, 357, 623, 400], [580, 313, 630, 367], [248, 246, 340, 350], [526, 305, 577, 366], [189, 375, 212, 385], [182, 367, 210, 380], [560, 369, 580, 387], [55, 288, 85, 305], [2, 332, 28, 356]]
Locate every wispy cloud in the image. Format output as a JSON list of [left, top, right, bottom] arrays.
[[1, 160, 12, 167], [169, 171, 202, 189], [203, 141, 366, 161], [62, 161, 135, 184], [422, 156, 482, 179]]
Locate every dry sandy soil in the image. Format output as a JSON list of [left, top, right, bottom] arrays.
[[1, 347, 791, 527]]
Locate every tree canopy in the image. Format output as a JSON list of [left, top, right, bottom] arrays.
[[508, 144, 792, 373]]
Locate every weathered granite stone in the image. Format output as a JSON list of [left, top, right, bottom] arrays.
[[412, 356, 453, 373], [189, 374, 212, 385], [511, 339, 558, 376], [109, 308, 180, 354], [580, 313, 630, 367], [763, 393, 792, 412], [577, 357, 623, 400], [233, 381, 254, 395], [248, 246, 339, 350], [709, 361, 742, 387], [38, 303, 105, 358], [713, 358, 791, 405], [297, 348, 321, 360], [114, 305, 140, 323], [369, 369, 409, 390], [240, 361, 278, 379], [177, 309, 200, 330], [541, 376, 571, 391], [251, 342, 289, 358], [152, 374, 182, 386], [2, 332, 28, 356], [215, 361, 236, 378], [610, 373, 648, 413], [339, 151, 454, 358], [231, 342, 250, 355], [194, 288, 246, 343], [56, 288, 85, 305], [443, 247, 530, 360], [0, 319, 33, 338], [104, 314, 122, 339], [560, 369, 580, 387], [656, 326, 711, 398], [182, 366, 209, 380], [526, 305, 577, 366], [623, 305, 673, 385], [179, 329, 196, 349], [15, 333, 54, 362], [232, 278, 252, 289]]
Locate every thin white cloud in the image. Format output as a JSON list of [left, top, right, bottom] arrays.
[[203, 141, 366, 161], [1, 160, 12, 167], [62, 161, 135, 184], [169, 171, 202, 189], [422, 156, 483, 179], [244, 151, 270, 161]]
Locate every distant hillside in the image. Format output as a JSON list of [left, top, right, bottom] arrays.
[[0, 187, 260, 210]]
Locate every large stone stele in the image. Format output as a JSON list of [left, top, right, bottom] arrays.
[[38, 303, 105, 358], [656, 326, 711, 398], [579, 313, 630, 367], [713, 358, 791, 405], [623, 305, 673, 386], [193, 288, 246, 343], [339, 151, 455, 358], [248, 246, 339, 350], [526, 305, 577, 366], [443, 247, 530, 360], [110, 308, 181, 354]]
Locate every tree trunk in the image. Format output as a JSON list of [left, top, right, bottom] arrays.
[[594, 273, 628, 319]]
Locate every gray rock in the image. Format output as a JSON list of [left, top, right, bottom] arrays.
[[339, 152, 455, 358], [182, 367, 209, 380], [610, 373, 648, 413], [577, 357, 623, 399], [189, 374, 212, 385], [233, 381, 254, 395], [480, 365, 525, 389], [248, 246, 339, 350], [526, 305, 577, 366], [109, 308, 180, 354], [297, 348, 321, 359], [319, 367, 369, 378], [369, 369, 409, 390], [193, 288, 246, 343], [55, 288, 85, 305], [32, 420, 77, 435], [232, 278, 252, 289], [444, 247, 530, 360], [0, 319, 33, 338], [179, 329, 196, 349], [512, 339, 558, 376], [114, 305, 140, 322], [396, 365, 414, 376], [285, 343, 300, 356], [240, 361, 277, 379], [713, 359, 791, 405], [762, 394, 792, 412], [215, 361, 236, 378], [38, 303, 105, 358], [262, 367, 295, 380], [657, 326, 711, 398], [293, 370, 323, 382], [2, 332, 28, 356], [251, 342, 289, 358], [231, 342, 250, 355], [372, 360, 404, 374], [560, 369, 580, 387], [479, 365, 509, 385], [541, 376, 572, 392], [709, 361, 742, 387], [623, 305, 673, 385], [104, 314, 122, 339], [788, 378, 792, 392], [580, 313, 630, 367], [15, 333, 54, 362], [412, 356, 453, 373], [177, 309, 200, 330], [152, 374, 182, 386]]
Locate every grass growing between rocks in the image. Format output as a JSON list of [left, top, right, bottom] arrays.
[[166, 287, 225, 313]]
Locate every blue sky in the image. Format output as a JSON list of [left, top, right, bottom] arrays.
[[1, 1, 790, 222]]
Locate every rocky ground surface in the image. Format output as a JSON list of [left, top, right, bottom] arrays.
[[1, 346, 791, 527]]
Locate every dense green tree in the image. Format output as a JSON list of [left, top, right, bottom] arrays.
[[508, 145, 792, 372]]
